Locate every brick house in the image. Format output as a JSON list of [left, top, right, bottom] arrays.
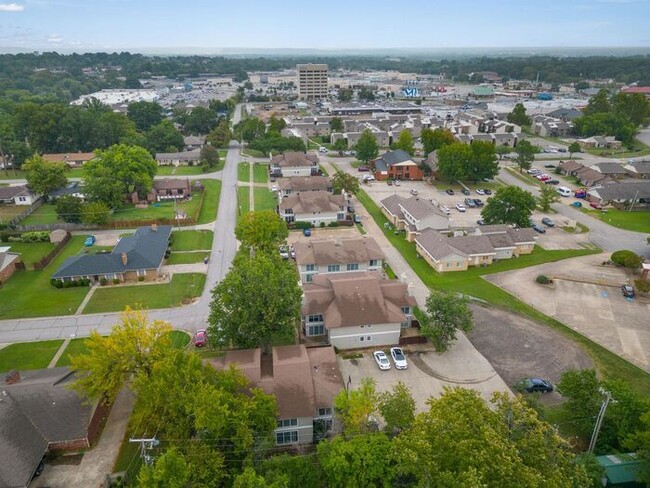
[[372, 150, 424, 181]]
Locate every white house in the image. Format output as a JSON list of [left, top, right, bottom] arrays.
[[278, 191, 345, 226], [0, 185, 40, 206], [380, 195, 449, 240], [270, 151, 319, 178]]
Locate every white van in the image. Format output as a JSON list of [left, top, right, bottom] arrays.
[[318, 147, 328, 153], [557, 186, 572, 197]]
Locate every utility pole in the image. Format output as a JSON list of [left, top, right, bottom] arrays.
[[588, 392, 612, 453], [129, 437, 159, 465]]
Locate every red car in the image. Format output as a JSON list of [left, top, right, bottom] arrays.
[[194, 329, 207, 347], [536, 174, 551, 182], [357, 166, 370, 172], [589, 202, 603, 210]]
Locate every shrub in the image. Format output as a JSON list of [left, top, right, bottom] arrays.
[[100, 278, 108, 286], [611, 250, 643, 268], [634, 278, 650, 294], [293, 221, 311, 230], [138, 276, 145, 282], [112, 278, 121, 285], [328, 221, 339, 227], [536, 274, 551, 284], [63, 281, 72, 288], [21, 231, 49, 242], [320, 222, 326, 227]]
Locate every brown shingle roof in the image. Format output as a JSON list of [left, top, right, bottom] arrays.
[[271, 151, 319, 167], [279, 191, 344, 214], [507, 227, 538, 244], [444, 235, 496, 256], [153, 178, 190, 191], [278, 176, 331, 192], [559, 160, 583, 173], [399, 196, 446, 220], [486, 233, 516, 249], [42, 152, 95, 163], [294, 237, 384, 266]]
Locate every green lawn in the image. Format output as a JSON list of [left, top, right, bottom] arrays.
[[196, 179, 222, 225], [156, 166, 206, 176], [166, 251, 210, 265], [82, 273, 206, 314], [356, 189, 650, 396], [0, 204, 29, 225], [170, 230, 213, 251], [0, 170, 27, 180], [583, 139, 650, 159], [55, 338, 90, 367], [169, 330, 191, 349], [0, 340, 64, 373], [18, 203, 62, 225], [238, 162, 251, 182], [350, 161, 364, 169], [253, 187, 277, 212], [242, 149, 266, 158], [253, 163, 269, 183], [0, 235, 91, 319], [237, 186, 250, 220], [580, 207, 650, 234], [319, 164, 329, 176], [3, 241, 56, 269]]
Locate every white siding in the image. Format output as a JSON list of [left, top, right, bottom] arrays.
[[328, 322, 401, 350]]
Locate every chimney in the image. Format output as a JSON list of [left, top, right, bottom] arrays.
[[5, 369, 20, 385], [151, 223, 158, 232], [121, 253, 128, 266]]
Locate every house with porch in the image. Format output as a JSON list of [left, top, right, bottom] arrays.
[[294, 237, 384, 283], [0, 185, 40, 206], [155, 149, 201, 166], [301, 272, 416, 349], [209, 345, 344, 446], [372, 149, 423, 181], [278, 176, 332, 197], [42, 152, 96, 167], [270, 152, 319, 178], [380, 195, 449, 240], [51, 224, 171, 283], [624, 161, 650, 179], [278, 191, 345, 226]]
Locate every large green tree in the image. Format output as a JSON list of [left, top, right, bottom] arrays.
[[22, 155, 68, 196], [235, 210, 288, 253], [55, 195, 83, 223], [332, 170, 360, 195], [507, 103, 531, 126], [395, 388, 590, 487], [81, 200, 111, 225], [333, 377, 378, 435], [513, 140, 537, 173], [234, 117, 266, 143], [378, 381, 416, 435], [355, 129, 379, 163], [421, 127, 456, 155], [206, 119, 232, 148], [537, 184, 561, 212], [200, 144, 220, 171], [419, 291, 473, 352], [267, 115, 286, 134], [329, 116, 344, 133], [145, 120, 184, 153], [83, 143, 158, 207], [466, 141, 498, 182], [392, 129, 415, 156], [481, 186, 536, 228], [208, 250, 301, 351], [127, 101, 163, 131], [184, 106, 219, 135], [436, 143, 472, 182], [568, 141, 581, 158]]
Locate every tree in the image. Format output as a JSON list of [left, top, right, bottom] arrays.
[[55, 195, 83, 223], [568, 141, 581, 158], [137, 448, 191, 488], [333, 378, 378, 435], [329, 116, 344, 133], [22, 155, 68, 196], [81, 201, 111, 225], [235, 210, 288, 253], [333, 138, 348, 155], [507, 103, 531, 127], [624, 410, 650, 485], [358, 87, 375, 101], [259, 454, 323, 488], [419, 291, 473, 352], [378, 381, 416, 434], [206, 119, 232, 148], [83, 144, 158, 207], [420, 127, 455, 155], [338, 87, 353, 102], [331, 170, 360, 195], [496, 144, 512, 159], [355, 129, 379, 163], [513, 140, 537, 173], [584, 89, 611, 115], [467, 141, 498, 182], [436, 143, 472, 182], [611, 250, 644, 268], [127, 101, 163, 131], [536, 185, 561, 212], [200, 144, 220, 170], [184, 106, 218, 135], [267, 115, 286, 134], [208, 250, 301, 351], [392, 130, 415, 156], [71, 308, 173, 403], [145, 120, 184, 153], [611, 92, 650, 127], [481, 186, 536, 228], [234, 117, 266, 143], [394, 388, 590, 487], [317, 433, 396, 488]]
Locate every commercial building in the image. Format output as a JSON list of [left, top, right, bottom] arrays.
[[297, 64, 328, 100]]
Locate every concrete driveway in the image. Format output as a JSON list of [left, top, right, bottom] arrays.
[[486, 253, 650, 372]]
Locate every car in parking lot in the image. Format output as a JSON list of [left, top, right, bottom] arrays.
[[476, 219, 485, 225], [473, 198, 484, 207], [455, 203, 466, 212], [464, 198, 476, 208], [544, 179, 560, 185], [445, 189, 455, 195], [279, 246, 289, 259], [527, 169, 540, 175], [410, 189, 419, 195], [536, 174, 551, 182], [590, 202, 603, 210], [303, 228, 311, 237], [84, 235, 96, 247], [357, 165, 370, 172], [362, 174, 375, 182], [621, 284, 635, 298], [194, 329, 207, 347], [439, 205, 450, 215], [516, 378, 553, 393], [544, 164, 557, 169], [476, 189, 485, 195], [354, 215, 362, 223], [390, 347, 408, 369], [531, 223, 546, 234], [373, 351, 391, 370], [461, 188, 470, 196], [483, 189, 492, 195], [394, 180, 401, 186], [271, 185, 278, 192], [541, 217, 555, 227]]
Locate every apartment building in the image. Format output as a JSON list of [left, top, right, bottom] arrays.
[[297, 64, 328, 100]]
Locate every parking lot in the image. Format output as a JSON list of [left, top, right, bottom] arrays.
[[486, 253, 650, 372]]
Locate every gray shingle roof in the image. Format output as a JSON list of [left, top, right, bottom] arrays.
[[399, 197, 446, 220], [373, 149, 414, 168], [594, 162, 626, 175], [589, 180, 650, 202], [52, 225, 171, 279], [380, 194, 405, 219]]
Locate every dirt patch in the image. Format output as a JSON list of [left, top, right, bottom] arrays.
[[467, 304, 593, 401]]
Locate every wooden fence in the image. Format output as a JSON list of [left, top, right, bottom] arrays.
[[33, 231, 71, 270]]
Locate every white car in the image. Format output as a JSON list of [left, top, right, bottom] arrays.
[[271, 185, 278, 192], [362, 174, 375, 181], [390, 347, 408, 370], [410, 189, 418, 195], [455, 203, 466, 212], [394, 180, 401, 186], [439, 205, 450, 215], [373, 351, 391, 370], [476, 189, 485, 195], [279, 246, 289, 259]]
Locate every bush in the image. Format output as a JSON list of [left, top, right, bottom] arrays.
[[100, 278, 108, 286], [293, 221, 312, 230], [611, 250, 643, 268], [112, 278, 121, 285], [63, 281, 72, 288], [21, 231, 49, 242], [138, 276, 145, 282], [320, 222, 326, 227], [328, 221, 339, 227], [634, 278, 650, 294], [536, 274, 551, 284]]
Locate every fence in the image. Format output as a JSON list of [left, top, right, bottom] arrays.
[[33, 231, 71, 270], [15, 216, 197, 232], [7, 198, 43, 227]]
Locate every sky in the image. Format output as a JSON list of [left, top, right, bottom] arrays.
[[1, 0, 650, 53]]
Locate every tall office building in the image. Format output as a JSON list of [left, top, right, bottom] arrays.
[[297, 64, 328, 100]]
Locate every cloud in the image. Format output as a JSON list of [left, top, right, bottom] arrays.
[[46, 34, 63, 43], [0, 3, 24, 11]]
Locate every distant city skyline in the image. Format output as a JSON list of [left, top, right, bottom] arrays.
[[1, 0, 650, 53]]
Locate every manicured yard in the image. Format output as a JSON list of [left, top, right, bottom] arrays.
[[111, 194, 202, 222], [18, 203, 62, 225], [580, 207, 650, 234], [0, 340, 64, 372], [0, 170, 28, 180], [55, 338, 90, 367], [166, 251, 209, 265], [82, 273, 206, 314], [238, 162, 251, 182], [156, 166, 205, 176], [252, 163, 269, 183], [170, 230, 213, 251], [169, 330, 191, 349], [196, 179, 222, 224], [254, 187, 278, 212], [357, 189, 650, 396], [242, 149, 266, 158], [0, 204, 28, 224], [2, 241, 56, 269], [0, 235, 91, 320], [237, 186, 250, 220]]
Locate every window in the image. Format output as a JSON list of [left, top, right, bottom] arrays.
[[401, 306, 411, 315], [346, 263, 359, 271], [359, 335, 372, 343], [305, 274, 313, 283], [308, 324, 324, 336], [369, 259, 378, 267], [318, 407, 333, 416], [276, 431, 298, 445], [277, 418, 298, 428], [327, 264, 340, 272], [307, 314, 323, 323], [306, 264, 315, 272]]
